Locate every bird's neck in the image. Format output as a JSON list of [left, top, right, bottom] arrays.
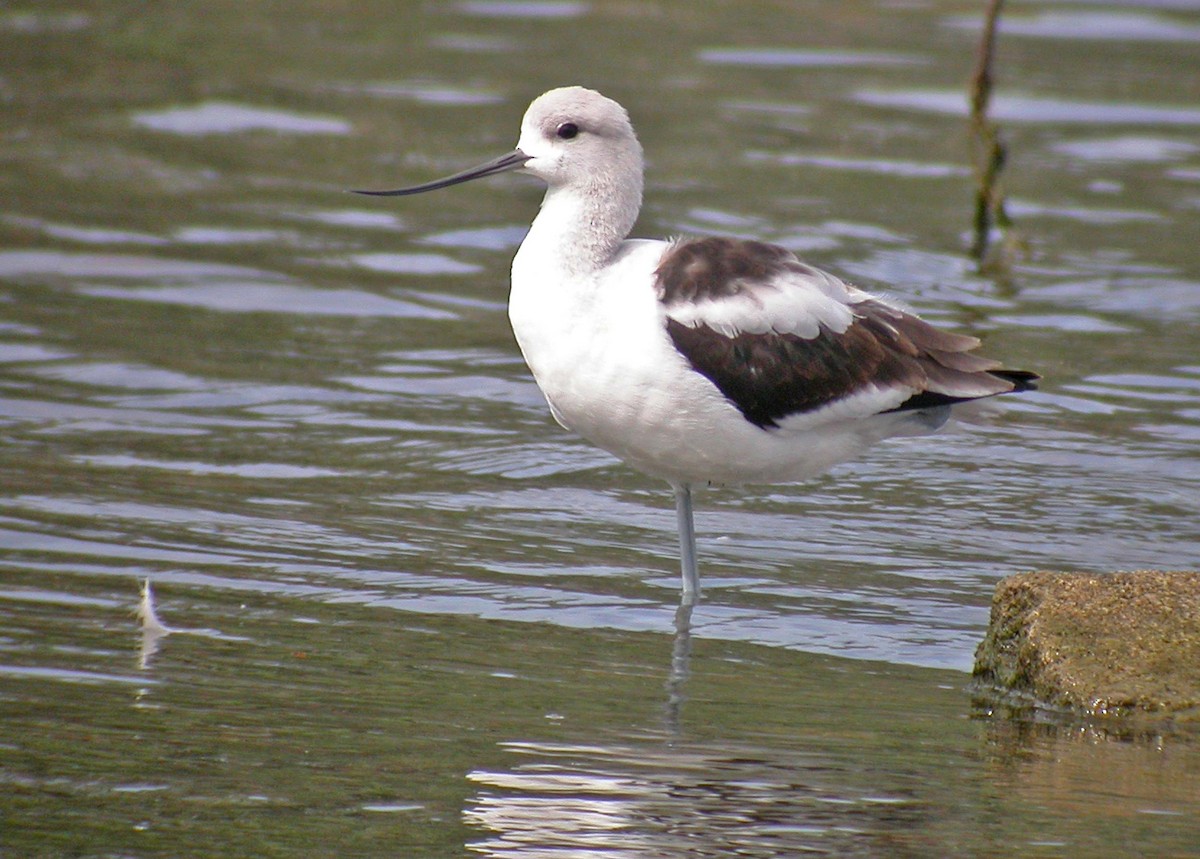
[[522, 175, 643, 275]]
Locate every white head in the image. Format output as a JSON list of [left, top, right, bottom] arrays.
[[355, 86, 643, 205], [514, 87, 644, 194], [354, 86, 646, 267]]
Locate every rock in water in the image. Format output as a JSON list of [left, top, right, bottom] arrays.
[[974, 570, 1200, 724]]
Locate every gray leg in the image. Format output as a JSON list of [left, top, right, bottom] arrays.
[[673, 483, 700, 603]]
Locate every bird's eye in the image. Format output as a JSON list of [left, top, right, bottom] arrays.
[[555, 122, 579, 140]]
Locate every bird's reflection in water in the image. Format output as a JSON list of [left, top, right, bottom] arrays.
[[663, 602, 694, 737], [464, 601, 919, 858], [463, 736, 919, 858]]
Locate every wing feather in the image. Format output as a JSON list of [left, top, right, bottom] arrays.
[[656, 237, 1037, 429]]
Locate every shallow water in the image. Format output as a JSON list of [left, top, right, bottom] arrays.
[[3, 0, 1200, 855]]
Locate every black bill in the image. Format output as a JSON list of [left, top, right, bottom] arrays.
[[353, 149, 531, 197]]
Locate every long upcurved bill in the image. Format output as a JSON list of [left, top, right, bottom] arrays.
[[353, 149, 531, 197]]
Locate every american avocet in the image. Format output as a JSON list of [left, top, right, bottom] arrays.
[[357, 86, 1038, 604]]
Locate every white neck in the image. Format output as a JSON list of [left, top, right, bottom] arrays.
[[520, 170, 643, 275]]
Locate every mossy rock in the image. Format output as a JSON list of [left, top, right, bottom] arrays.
[[973, 571, 1200, 724]]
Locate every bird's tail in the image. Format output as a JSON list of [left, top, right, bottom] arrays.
[[989, 368, 1040, 392]]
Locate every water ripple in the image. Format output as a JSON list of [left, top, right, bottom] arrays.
[[699, 47, 925, 68], [132, 102, 351, 136], [854, 89, 1200, 125], [946, 10, 1200, 43]]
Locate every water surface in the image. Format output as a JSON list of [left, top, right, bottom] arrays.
[[2, 0, 1199, 855]]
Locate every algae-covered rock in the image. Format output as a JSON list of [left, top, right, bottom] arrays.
[[973, 570, 1200, 723]]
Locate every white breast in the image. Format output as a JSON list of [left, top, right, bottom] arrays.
[[510, 238, 690, 434]]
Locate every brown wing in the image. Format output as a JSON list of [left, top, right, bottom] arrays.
[[657, 237, 1038, 429]]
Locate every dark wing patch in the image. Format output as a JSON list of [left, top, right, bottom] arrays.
[[666, 311, 925, 428], [656, 236, 1038, 429]]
